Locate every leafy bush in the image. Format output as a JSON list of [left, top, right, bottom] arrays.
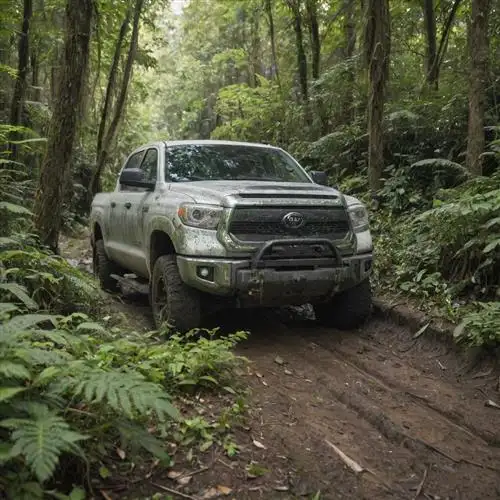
[[0, 235, 101, 314], [453, 302, 500, 347], [91, 328, 248, 392], [0, 310, 178, 498]]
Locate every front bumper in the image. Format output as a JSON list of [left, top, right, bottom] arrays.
[[176, 238, 372, 307]]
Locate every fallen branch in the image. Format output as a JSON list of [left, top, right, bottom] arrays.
[[325, 439, 363, 473], [413, 467, 428, 499], [152, 482, 199, 500]]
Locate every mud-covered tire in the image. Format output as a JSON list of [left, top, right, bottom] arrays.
[[314, 279, 372, 330], [150, 255, 201, 333], [93, 239, 121, 292]]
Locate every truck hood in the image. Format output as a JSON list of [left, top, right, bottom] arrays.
[[169, 180, 344, 206]]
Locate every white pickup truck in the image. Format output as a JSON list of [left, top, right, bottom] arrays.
[[90, 140, 373, 332]]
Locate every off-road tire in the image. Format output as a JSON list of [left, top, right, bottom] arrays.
[[150, 255, 201, 333], [93, 239, 121, 292], [314, 279, 372, 330]]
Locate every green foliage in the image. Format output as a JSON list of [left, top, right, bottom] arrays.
[[372, 169, 500, 346], [0, 309, 178, 494], [453, 302, 500, 347], [0, 235, 101, 314], [91, 328, 248, 392]]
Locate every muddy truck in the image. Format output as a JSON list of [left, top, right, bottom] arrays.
[[90, 140, 373, 332]]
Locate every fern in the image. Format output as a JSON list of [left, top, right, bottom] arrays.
[[68, 369, 179, 421], [1, 403, 87, 482]]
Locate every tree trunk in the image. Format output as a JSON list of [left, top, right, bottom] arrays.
[[424, 0, 462, 90], [423, 0, 438, 89], [264, 0, 280, 84], [33, 0, 93, 253], [89, 0, 143, 198], [342, 0, 356, 121], [8, 0, 33, 160], [466, 0, 491, 176], [306, 0, 320, 80], [286, 0, 308, 102], [96, 8, 132, 169], [364, 0, 391, 194]]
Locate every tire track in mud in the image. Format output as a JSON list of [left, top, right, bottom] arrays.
[[239, 315, 500, 500]]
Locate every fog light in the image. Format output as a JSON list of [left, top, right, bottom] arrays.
[[197, 266, 214, 281]]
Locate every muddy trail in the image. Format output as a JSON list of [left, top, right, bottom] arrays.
[[61, 235, 500, 499]]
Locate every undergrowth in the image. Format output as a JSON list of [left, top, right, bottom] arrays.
[[370, 167, 500, 347], [0, 226, 248, 497]]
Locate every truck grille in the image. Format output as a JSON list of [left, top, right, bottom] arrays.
[[228, 207, 350, 242]]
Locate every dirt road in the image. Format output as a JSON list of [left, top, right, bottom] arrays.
[[61, 235, 500, 499], [114, 297, 500, 500], [229, 312, 500, 499]]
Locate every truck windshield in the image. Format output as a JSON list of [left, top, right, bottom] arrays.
[[164, 144, 311, 183]]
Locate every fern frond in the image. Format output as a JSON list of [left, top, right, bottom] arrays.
[[0, 361, 31, 380], [15, 346, 73, 366], [0, 386, 25, 402], [1, 314, 58, 337], [1, 404, 87, 483], [70, 370, 178, 421]]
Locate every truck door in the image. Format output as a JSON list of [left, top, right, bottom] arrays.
[[106, 149, 146, 264], [121, 147, 158, 277]]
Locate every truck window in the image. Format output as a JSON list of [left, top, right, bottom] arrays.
[[140, 148, 158, 183]]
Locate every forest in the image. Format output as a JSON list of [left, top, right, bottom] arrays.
[[0, 0, 499, 497]]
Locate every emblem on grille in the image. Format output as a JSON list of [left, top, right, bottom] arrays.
[[282, 212, 304, 229]]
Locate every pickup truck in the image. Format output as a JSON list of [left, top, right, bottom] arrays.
[[90, 140, 373, 332]]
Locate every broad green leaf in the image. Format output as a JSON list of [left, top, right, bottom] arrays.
[[0, 283, 38, 309]]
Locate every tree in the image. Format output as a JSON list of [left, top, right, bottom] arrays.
[[33, 0, 94, 252], [305, 0, 320, 80], [8, 0, 33, 160], [285, 0, 308, 102], [364, 0, 391, 194], [466, 0, 491, 176], [89, 0, 144, 198], [423, 0, 462, 90], [422, 0, 438, 89], [264, 0, 280, 85]]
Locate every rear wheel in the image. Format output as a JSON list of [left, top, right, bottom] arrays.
[[150, 254, 201, 333], [314, 280, 372, 330], [93, 239, 121, 292]]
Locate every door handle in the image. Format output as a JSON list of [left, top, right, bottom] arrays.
[[142, 206, 149, 213], [125, 202, 132, 209], [110, 202, 116, 208]]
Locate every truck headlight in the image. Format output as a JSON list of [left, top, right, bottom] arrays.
[[348, 204, 369, 232], [177, 204, 223, 230]]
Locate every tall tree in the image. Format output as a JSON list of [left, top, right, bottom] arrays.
[[364, 0, 391, 194], [89, 0, 144, 198], [33, 0, 94, 252], [264, 0, 280, 85], [466, 0, 491, 176], [305, 0, 320, 80], [423, 0, 462, 90], [8, 0, 33, 160], [342, 0, 356, 121], [285, 0, 308, 102], [423, 0, 438, 89]]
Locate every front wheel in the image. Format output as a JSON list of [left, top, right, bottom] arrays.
[[93, 239, 121, 292], [314, 280, 372, 330], [150, 255, 201, 333]]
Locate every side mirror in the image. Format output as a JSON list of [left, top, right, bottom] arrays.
[[119, 168, 155, 190], [310, 170, 329, 186]]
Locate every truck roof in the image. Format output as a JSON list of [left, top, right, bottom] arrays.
[[163, 139, 280, 149]]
